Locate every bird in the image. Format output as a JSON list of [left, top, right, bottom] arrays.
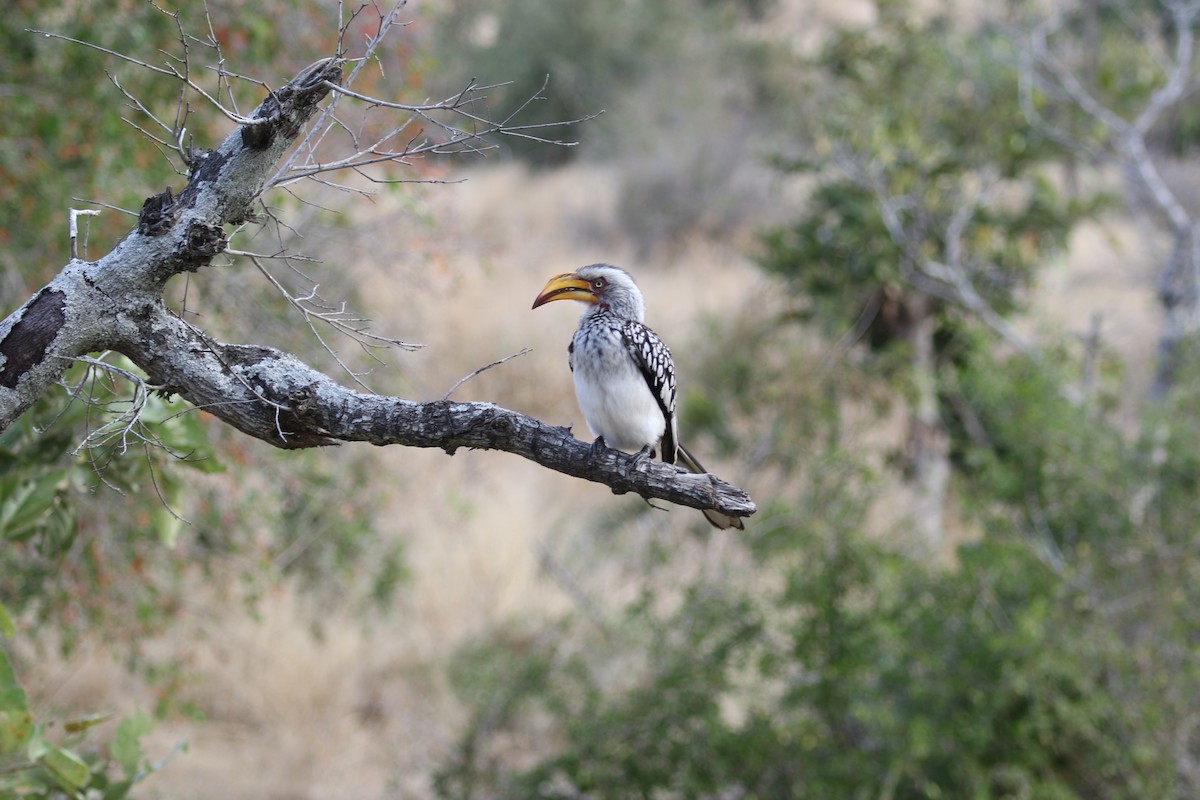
[[532, 263, 743, 530]]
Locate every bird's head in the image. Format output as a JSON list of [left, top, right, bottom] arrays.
[[531, 263, 645, 322]]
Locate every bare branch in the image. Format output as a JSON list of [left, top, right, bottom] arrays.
[[842, 151, 1039, 356], [1021, 0, 1200, 393], [443, 348, 533, 401], [115, 307, 754, 521], [246, 254, 418, 390], [29, 28, 264, 127], [0, 31, 756, 525], [264, 79, 596, 191], [267, 0, 413, 188], [68, 355, 159, 457], [69, 209, 101, 260], [72, 197, 139, 217]]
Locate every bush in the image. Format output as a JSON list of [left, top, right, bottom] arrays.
[[431, 0, 792, 251], [435, 496, 1172, 798], [1, 617, 164, 798]]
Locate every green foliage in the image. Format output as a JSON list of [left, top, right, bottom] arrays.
[[433, 307, 1200, 797], [949, 345, 1133, 548], [1, 1, 417, 643], [0, 3, 179, 298], [1, 606, 164, 798], [951, 340, 1200, 748], [515, 590, 764, 798], [0, 2, 423, 792], [0, 0, 353, 305], [255, 453, 410, 613], [759, 9, 1097, 356], [430, 0, 1200, 773], [432, 0, 776, 167], [432, 0, 689, 164], [0, 360, 221, 644], [436, 450, 1173, 798], [1028, 0, 1200, 155]]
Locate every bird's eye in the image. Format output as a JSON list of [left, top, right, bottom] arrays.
[[593, 278, 607, 290]]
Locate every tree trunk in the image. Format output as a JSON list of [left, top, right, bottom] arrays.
[[908, 294, 949, 550], [1152, 224, 1200, 397]]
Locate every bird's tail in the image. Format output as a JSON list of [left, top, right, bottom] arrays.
[[676, 444, 745, 531]]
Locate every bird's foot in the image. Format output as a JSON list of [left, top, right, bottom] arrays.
[[642, 496, 669, 514], [629, 444, 654, 467], [589, 436, 609, 459]]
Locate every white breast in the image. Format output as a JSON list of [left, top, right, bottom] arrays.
[[571, 329, 665, 453]]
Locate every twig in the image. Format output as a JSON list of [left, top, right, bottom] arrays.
[[69, 209, 101, 260], [71, 198, 138, 217], [442, 348, 533, 400], [29, 29, 264, 127], [246, 254, 422, 389]]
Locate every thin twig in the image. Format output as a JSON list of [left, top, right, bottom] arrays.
[[442, 348, 533, 401], [69, 209, 101, 260], [30, 29, 264, 126], [71, 198, 139, 217]]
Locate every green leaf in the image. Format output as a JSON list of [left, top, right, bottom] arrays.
[[0, 710, 33, 754], [0, 649, 32, 754], [38, 501, 77, 557], [40, 743, 92, 790], [103, 777, 136, 800], [0, 648, 28, 713], [112, 712, 152, 779], [63, 712, 112, 735], [24, 728, 48, 762], [153, 506, 184, 549], [0, 469, 67, 541], [0, 603, 13, 639]]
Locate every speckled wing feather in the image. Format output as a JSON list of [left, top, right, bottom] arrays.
[[619, 320, 678, 463]]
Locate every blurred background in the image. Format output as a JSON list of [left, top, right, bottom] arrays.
[[3, 0, 1200, 797]]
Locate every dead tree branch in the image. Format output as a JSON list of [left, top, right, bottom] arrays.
[[839, 150, 1040, 357], [118, 308, 752, 518], [0, 22, 755, 524], [1021, 0, 1200, 394]]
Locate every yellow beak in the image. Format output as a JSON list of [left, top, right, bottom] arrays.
[[532, 273, 597, 309]]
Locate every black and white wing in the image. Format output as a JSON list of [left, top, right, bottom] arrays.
[[619, 319, 678, 463]]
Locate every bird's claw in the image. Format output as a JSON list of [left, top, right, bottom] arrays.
[[589, 436, 608, 459], [629, 444, 654, 467]]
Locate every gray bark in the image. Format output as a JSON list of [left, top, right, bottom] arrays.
[[907, 294, 948, 550], [0, 58, 756, 525], [1023, 2, 1200, 396]]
